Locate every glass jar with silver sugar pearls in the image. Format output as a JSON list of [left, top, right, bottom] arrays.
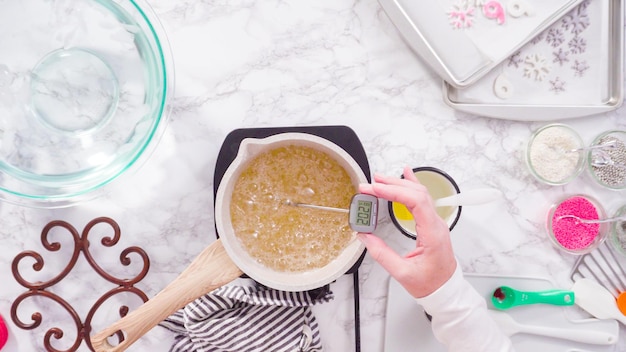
[[587, 130, 626, 190], [526, 124, 585, 186]]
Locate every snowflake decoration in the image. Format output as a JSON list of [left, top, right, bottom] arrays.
[[447, 2, 476, 29], [578, 0, 592, 11], [549, 77, 566, 93], [468, 0, 486, 6], [530, 33, 544, 45], [523, 54, 551, 81], [507, 51, 523, 68], [552, 48, 570, 66], [561, 5, 590, 35], [545, 28, 565, 47], [571, 60, 590, 77], [568, 36, 587, 54]]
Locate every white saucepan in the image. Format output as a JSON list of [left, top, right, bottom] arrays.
[[91, 132, 368, 351]]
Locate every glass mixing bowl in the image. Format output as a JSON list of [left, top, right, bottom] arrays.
[[0, 0, 173, 207]]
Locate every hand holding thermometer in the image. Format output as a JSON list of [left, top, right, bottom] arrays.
[[284, 194, 379, 233]]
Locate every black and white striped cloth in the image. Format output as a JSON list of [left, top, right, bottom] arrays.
[[160, 279, 333, 352]]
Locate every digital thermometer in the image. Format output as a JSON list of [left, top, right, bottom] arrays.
[[347, 194, 379, 233], [285, 194, 379, 233]]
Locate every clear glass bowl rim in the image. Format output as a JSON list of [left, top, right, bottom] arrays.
[[0, 0, 174, 208]]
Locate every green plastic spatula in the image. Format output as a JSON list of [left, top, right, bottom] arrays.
[[491, 286, 575, 309]]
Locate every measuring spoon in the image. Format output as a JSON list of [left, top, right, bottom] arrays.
[[568, 139, 617, 153], [590, 153, 626, 170], [556, 214, 626, 225], [393, 188, 501, 221], [491, 286, 575, 310]]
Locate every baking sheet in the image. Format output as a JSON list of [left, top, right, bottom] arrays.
[[379, 0, 585, 88], [444, 0, 624, 120], [384, 274, 619, 351]]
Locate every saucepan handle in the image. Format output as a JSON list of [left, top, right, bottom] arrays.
[[90, 239, 243, 352]]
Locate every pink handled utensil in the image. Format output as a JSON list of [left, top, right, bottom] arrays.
[[0, 314, 8, 350]]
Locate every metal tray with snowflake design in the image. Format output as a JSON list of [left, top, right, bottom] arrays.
[[443, 0, 624, 120], [379, 0, 585, 88]]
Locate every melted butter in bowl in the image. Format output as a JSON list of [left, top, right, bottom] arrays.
[[230, 145, 357, 272], [389, 166, 461, 239]]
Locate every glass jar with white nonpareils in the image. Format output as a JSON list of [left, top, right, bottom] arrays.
[[587, 130, 626, 190], [526, 124, 585, 186]]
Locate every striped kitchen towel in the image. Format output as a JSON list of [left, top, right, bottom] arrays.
[[160, 279, 333, 352]]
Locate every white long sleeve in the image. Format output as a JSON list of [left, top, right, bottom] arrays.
[[415, 264, 515, 352]]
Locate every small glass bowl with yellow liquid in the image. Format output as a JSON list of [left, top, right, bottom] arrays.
[[388, 166, 462, 240]]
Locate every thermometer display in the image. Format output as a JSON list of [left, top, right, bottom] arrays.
[[349, 194, 378, 233], [284, 194, 379, 233]]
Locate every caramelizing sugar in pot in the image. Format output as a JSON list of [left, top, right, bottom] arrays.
[[230, 145, 356, 272], [591, 136, 626, 187]]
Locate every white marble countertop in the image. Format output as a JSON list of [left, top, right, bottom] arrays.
[[1, 0, 626, 351]]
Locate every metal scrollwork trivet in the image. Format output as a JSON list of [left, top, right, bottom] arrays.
[[11, 217, 150, 352]]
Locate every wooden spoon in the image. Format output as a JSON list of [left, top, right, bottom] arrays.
[[90, 239, 243, 352]]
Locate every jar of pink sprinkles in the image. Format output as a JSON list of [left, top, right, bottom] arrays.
[[547, 195, 608, 255]]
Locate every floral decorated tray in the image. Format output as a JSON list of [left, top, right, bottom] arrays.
[[444, 0, 624, 121], [379, 0, 585, 87]]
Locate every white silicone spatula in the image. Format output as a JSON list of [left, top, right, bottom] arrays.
[[434, 188, 502, 207], [387, 188, 502, 221], [488, 310, 617, 345], [573, 278, 626, 325]]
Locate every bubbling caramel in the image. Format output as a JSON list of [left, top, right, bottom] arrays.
[[230, 145, 356, 272]]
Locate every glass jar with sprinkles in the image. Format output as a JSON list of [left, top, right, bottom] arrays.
[[547, 194, 608, 255], [609, 204, 626, 256], [587, 130, 626, 190], [526, 124, 585, 186]]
